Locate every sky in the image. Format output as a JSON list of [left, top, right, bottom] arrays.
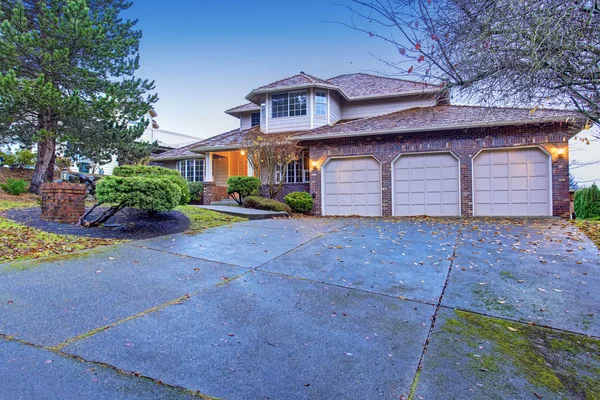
[[126, 0, 598, 186]]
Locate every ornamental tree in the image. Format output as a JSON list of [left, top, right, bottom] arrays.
[[0, 0, 157, 193]]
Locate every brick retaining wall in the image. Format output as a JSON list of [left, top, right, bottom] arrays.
[[40, 182, 87, 224]]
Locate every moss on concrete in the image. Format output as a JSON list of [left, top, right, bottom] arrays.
[[176, 206, 245, 233], [443, 310, 600, 399]]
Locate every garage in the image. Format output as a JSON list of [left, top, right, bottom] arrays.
[[322, 156, 382, 216], [473, 147, 551, 216], [393, 152, 461, 216]]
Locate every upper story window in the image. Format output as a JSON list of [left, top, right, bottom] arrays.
[[176, 159, 204, 182], [271, 91, 307, 118], [315, 91, 327, 116], [260, 103, 266, 122], [251, 112, 260, 127]]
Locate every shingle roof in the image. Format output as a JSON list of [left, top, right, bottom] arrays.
[[225, 103, 260, 115], [293, 105, 585, 140], [326, 73, 439, 99], [151, 139, 208, 161], [254, 72, 331, 92], [189, 127, 296, 152]]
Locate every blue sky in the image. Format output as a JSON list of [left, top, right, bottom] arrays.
[[127, 0, 393, 137]]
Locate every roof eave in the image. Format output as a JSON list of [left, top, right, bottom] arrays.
[[189, 145, 245, 153], [292, 117, 585, 141], [245, 83, 340, 102], [151, 154, 206, 162]]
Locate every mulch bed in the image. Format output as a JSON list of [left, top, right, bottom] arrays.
[[3, 206, 190, 240]]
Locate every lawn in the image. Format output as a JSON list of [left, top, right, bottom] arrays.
[[574, 219, 600, 248], [0, 198, 118, 264], [176, 205, 246, 232]]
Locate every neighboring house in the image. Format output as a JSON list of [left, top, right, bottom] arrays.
[[153, 72, 588, 218]]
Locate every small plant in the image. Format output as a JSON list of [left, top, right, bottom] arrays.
[[188, 182, 204, 203], [0, 178, 28, 195], [243, 196, 292, 214], [574, 184, 600, 219], [227, 176, 261, 205], [284, 191, 314, 214]]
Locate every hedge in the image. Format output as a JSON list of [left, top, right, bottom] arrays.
[[227, 176, 261, 205], [574, 184, 600, 219], [243, 196, 292, 214]]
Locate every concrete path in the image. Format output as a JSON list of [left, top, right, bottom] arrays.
[[195, 205, 289, 220], [0, 217, 598, 399]]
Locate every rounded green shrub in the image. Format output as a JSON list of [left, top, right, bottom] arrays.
[[0, 178, 28, 195], [574, 184, 600, 219], [243, 196, 292, 214], [97, 176, 182, 213], [284, 191, 314, 214], [227, 176, 261, 205], [113, 165, 190, 205]]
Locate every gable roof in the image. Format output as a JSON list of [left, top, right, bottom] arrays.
[[293, 105, 585, 141], [224, 103, 260, 115], [151, 139, 208, 161], [255, 72, 332, 91], [326, 73, 439, 99], [188, 127, 296, 152]]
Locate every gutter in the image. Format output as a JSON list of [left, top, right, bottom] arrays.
[[292, 117, 585, 141], [151, 154, 206, 162]]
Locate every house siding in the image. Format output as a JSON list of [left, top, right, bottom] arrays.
[[340, 96, 436, 120], [240, 113, 252, 130], [329, 92, 342, 124], [305, 122, 571, 218]]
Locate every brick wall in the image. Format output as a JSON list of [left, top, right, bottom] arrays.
[[265, 183, 311, 203], [202, 182, 229, 205], [40, 182, 87, 224], [304, 122, 573, 218]]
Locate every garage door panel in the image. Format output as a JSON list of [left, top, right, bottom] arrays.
[[393, 153, 460, 217], [473, 148, 550, 216], [323, 157, 382, 216]]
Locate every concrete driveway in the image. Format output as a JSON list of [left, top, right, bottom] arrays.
[[0, 217, 598, 399]]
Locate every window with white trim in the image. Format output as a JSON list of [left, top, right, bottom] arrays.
[[176, 159, 204, 182], [251, 112, 260, 127], [315, 91, 327, 116], [260, 102, 266, 122], [271, 91, 307, 118], [285, 152, 310, 183]]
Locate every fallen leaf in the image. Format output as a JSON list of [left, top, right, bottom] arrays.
[[507, 327, 519, 332]]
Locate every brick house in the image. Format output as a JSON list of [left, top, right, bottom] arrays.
[[152, 72, 586, 218]]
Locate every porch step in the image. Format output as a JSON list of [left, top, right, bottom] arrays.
[[211, 199, 238, 206]]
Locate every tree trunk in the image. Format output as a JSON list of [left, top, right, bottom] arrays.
[[30, 136, 56, 194], [46, 151, 56, 182]]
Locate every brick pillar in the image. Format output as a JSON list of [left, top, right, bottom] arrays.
[[40, 182, 86, 224]]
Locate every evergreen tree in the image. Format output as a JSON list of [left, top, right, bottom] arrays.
[[0, 0, 157, 193]]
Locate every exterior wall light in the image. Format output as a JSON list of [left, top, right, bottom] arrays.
[[240, 150, 246, 156], [60, 169, 70, 181], [556, 148, 565, 156], [311, 161, 318, 168]]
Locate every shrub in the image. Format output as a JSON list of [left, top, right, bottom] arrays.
[[188, 181, 204, 203], [284, 191, 314, 214], [96, 176, 182, 213], [243, 196, 292, 214], [113, 165, 190, 205], [0, 178, 28, 195], [227, 176, 261, 205], [574, 184, 600, 219]]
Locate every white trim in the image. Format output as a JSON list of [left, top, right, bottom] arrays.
[[292, 117, 581, 141], [320, 155, 383, 217], [310, 88, 314, 129], [265, 94, 270, 133], [471, 145, 553, 217], [391, 151, 461, 217], [205, 152, 213, 182], [327, 89, 331, 125]]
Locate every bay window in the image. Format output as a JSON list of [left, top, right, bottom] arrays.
[[176, 159, 204, 182], [315, 91, 327, 116], [271, 91, 307, 118]]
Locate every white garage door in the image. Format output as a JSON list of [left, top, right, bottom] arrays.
[[473, 148, 551, 216], [323, 157, 381, 216], [393, 153, 460, 216]]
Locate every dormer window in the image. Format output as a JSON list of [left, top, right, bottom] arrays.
[[251, 112, 260, 127], [315, 91, 327, 116], [271, 91, 307, 118]]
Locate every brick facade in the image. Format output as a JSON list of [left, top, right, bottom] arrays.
[[202, 182, 229, 205], [303, 122, 572, 218], [40, 182, 87, 224]]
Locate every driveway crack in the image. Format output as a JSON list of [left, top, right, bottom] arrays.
[[407, 221, 466, 399]]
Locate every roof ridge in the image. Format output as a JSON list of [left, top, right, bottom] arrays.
[[327, 72, 439, 88]]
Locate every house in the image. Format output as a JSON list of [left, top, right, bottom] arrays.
[[153, 72, 587, 218]]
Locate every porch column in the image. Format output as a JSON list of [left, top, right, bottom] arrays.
[[247, 158, 255, 177], [205, 152, 213, 182]]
